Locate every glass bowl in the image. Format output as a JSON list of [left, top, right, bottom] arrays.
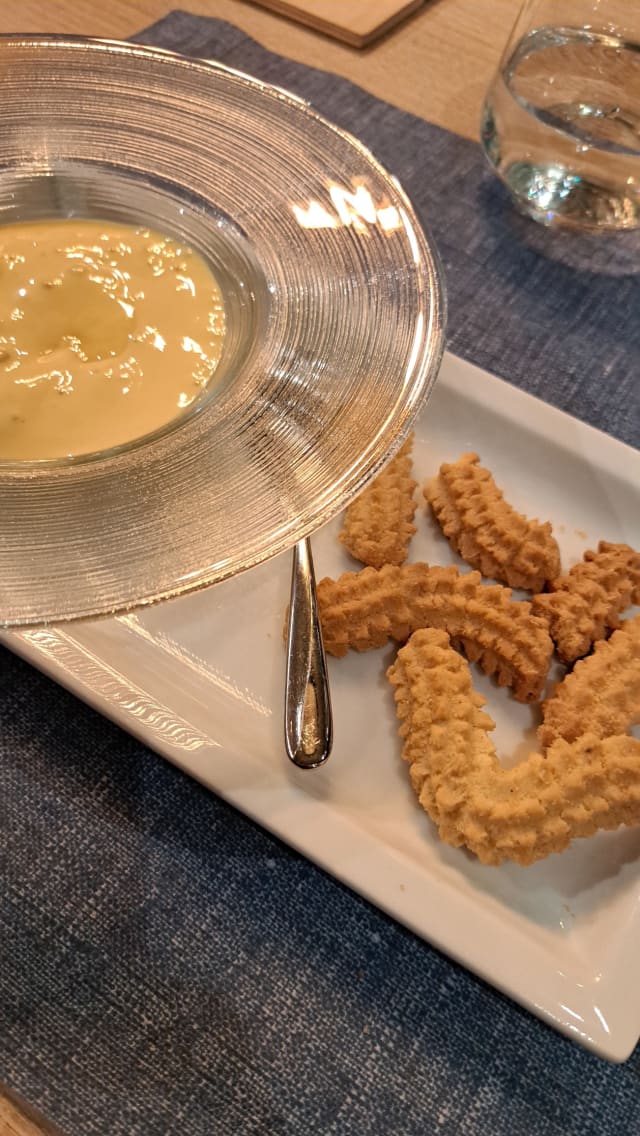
[[0, 35, 445, 626]]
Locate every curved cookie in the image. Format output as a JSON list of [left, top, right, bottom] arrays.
[[532, 541, 640, 664], [539, 614, 640, 750], [317, 562, 553, 702], [424, 452, 560, 591], [388, 628, 640, 866], [339, 436, 417, 568]]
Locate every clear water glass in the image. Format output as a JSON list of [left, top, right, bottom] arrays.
[[481, 0, 640, 230]]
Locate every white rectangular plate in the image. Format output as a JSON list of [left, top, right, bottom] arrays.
[[5, 353, 640, 1062]]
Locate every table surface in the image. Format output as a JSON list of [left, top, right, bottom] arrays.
[[0, 2, 522, 1134]]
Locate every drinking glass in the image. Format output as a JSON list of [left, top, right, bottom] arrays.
[[481, 0, 640, 229]]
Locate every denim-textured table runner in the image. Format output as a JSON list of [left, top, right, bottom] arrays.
[[1, 12, 639, 1136]]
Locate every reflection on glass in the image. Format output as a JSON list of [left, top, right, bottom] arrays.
[[292, 201, 337, 229], [292, 180, 403, 232]]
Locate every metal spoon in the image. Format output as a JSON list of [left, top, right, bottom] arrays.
[[285, 537, 333, 769]]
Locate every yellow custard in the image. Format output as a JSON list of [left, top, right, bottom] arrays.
[[0, 219, 226, 460]]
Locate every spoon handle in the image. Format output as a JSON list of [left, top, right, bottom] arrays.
[[285, 537, 333, 769]]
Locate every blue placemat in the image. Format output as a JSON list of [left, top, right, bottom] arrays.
[[1, 13, 639, 1136]]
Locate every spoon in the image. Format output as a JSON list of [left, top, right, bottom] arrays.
[[284, 537, 333, 769]]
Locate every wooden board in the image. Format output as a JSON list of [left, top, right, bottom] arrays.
[[247, 0, 426, 47], [0, 1092, 61, 1136]]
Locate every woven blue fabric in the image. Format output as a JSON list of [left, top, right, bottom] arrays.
[[1, 13, 639, 1136]]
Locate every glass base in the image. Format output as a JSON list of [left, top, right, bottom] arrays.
[[481, 100, 640, 232], [491, 157, 640, 231]]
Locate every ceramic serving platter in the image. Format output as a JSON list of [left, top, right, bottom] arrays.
[[6, 352, 639, 1062]]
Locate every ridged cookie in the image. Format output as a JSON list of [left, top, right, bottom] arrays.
[[424, 452, 560, 591], [317, 562, 553, 702], [539, 615, 640, 749], [533, 541, 640, 663], [339, 436, 417, 568], [388, 628, 640, 866]]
